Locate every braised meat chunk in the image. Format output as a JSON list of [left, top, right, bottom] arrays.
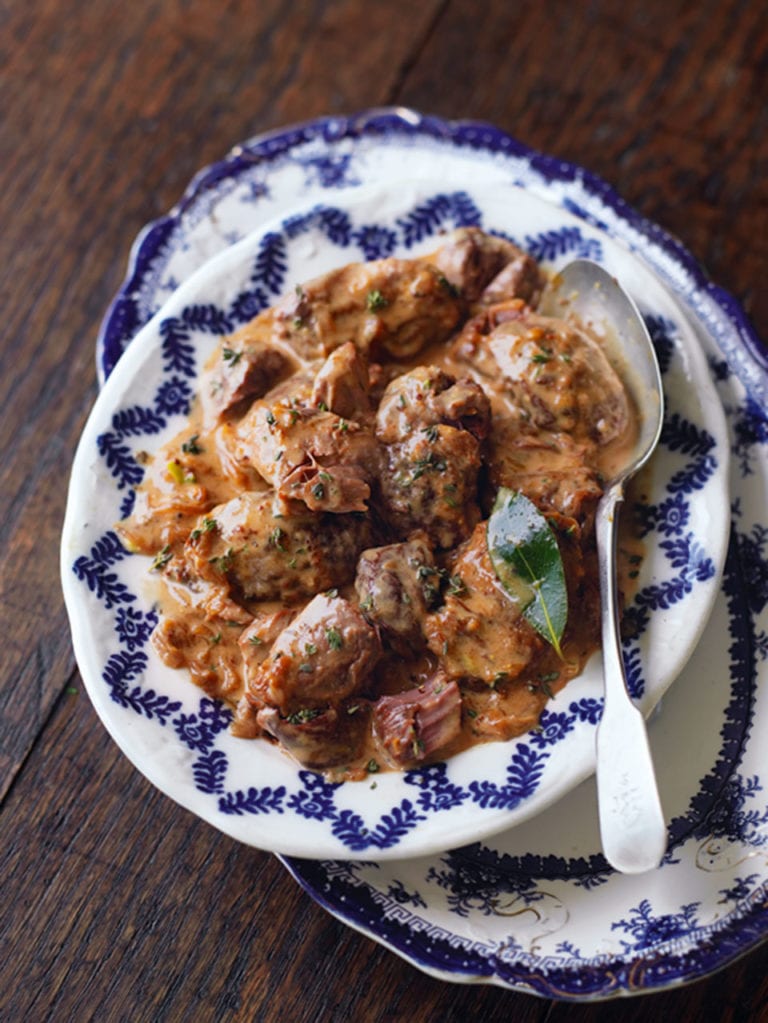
[[429, 226, 545, 307], [424, 522, 544, 686], [200, 332, 295, 429], [310, 341, 372, 420], [482, 314, 631, 445], [375, 367, 490, 548], [178, 492, 372, 602], [373, 676, 462, 767], [272, 255, 464, 361], [375, 366, 490, 444], [255, 705, 369, 770], [235, 388, 380, 514], [354, 535, 437, 653], [244, 593, 381, 714], [487, 425, 604, 535], [379, 426, 482, 549]]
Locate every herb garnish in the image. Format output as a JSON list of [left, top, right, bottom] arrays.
[[151, 545, 172, 571], [287, 708, 322, 725], [182, 434, 203, 455], [446, 574, 466, 596], [268, 526, 286, 551], [410, 452, 447, 481], [190, 516, 217, 541], [222, 347, 242, 366], [487, 488, 568, 658], [436, 273, 460, 297], [366, 289, 388, 312], [208, 547, 235, 573], [325, 627, 343, 650]]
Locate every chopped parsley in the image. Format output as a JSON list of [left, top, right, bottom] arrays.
[[268, 526, 286, 551], [325, 626, 343, 650], [287, 708, 322, 725], [151, 545, 172, 571], [410, 452, 447, 481], [436, 273, 460, 297], [446, 574, 466, 596], [181, 434, 203, 455], [222, 347, 242, 366], [208, 547, 235, 573], [366, 289, 388, 312], [190, 516, 217, 541]]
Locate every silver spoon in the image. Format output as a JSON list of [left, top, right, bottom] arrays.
[[540, 259, 667, 874]]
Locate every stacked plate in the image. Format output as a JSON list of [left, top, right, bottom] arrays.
[[61, 109, 768, 1000]]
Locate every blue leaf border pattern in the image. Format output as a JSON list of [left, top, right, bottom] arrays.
[[73, 197, 724, 854]]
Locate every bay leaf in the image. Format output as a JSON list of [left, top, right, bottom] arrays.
[[486, 487, 568, 658]]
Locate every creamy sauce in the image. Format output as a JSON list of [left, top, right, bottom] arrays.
[[117, 229, 644, 780]]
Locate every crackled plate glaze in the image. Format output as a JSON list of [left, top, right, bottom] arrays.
[[63, 170, 729, 863], [72, 110, 768, 996]]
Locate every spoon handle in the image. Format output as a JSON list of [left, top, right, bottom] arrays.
[[595, 483, 667, 874]]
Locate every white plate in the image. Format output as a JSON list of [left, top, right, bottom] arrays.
[[81, 110, 768, 996], [63, 172, 728, 862]]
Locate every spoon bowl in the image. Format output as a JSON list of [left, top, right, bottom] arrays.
[[540, 259, 667, 874]]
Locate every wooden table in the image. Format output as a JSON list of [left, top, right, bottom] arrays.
[[3, 1, 767, 1019]]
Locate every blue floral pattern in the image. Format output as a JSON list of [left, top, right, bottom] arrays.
[[69, 190, 731, 860]]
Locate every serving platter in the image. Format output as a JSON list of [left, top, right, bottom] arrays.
[[63, 177, 729, 863], [77, 110, 768, 996]]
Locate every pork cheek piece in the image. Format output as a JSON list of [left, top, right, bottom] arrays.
[[245, 593, 381, 712], [373, 677, 462, 767], [375, 367, 491, 549], [178, 492, 373, 603], [354, 535, 437, 653]]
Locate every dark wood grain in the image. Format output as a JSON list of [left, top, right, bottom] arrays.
[[2, 0, 767, 1019]]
